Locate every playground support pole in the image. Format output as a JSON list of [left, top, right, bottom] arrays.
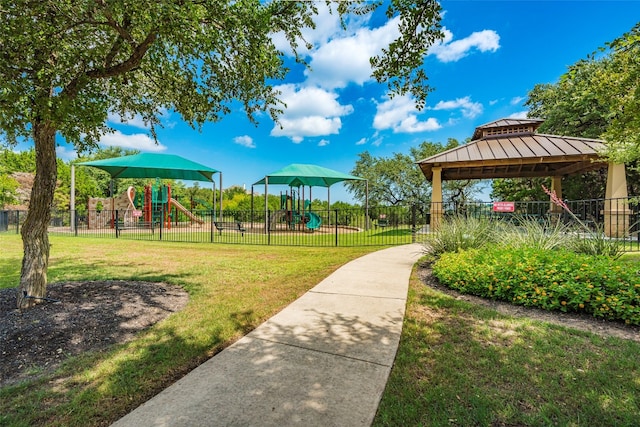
[[264, 177, 269, 234], [327, 186, 331, 226], [212, 179, 216, 221], [219, 172, 223, 222], [250, 186, 254, 230], [70, 165, 75, 232]]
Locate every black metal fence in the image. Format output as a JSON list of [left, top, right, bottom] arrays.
[[38, 204, 426, 247], [2, 197, 639, 250]]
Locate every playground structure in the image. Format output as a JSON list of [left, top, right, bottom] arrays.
[[269, 188, 322, 231], [87, 187, 138, 229], [87, 180, 203, 229]]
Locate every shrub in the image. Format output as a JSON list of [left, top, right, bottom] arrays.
[[566, 223, 623, 259], [432, 247, 640, 325], [422, 215, 496, 257], [495, 215, 573, 252]]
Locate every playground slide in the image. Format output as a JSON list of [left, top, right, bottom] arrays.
[[305, 212, 322, 230], [169, 198, 204, 224]]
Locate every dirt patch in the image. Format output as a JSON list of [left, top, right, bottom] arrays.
[[0, 281, 189, 387], [418, 266, 640, 343]]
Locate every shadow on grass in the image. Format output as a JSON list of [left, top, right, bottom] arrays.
[[375, 280, 640, 426]]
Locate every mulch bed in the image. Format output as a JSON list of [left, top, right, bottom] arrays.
[[0, 280, 188, 387]]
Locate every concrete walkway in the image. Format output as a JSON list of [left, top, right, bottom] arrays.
[[112, 244, 423, 427]]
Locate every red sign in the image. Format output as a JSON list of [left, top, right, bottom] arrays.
[[493, 202, 515, 212]]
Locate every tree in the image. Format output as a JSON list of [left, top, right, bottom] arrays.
[[492, 23, 640, 202], [0, 0, 443, 308], [527, 23, 639, 155], [0, 173, 19, 208], [347, 139, 465, 207]]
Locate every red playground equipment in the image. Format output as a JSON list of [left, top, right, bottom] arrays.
[[141, 179, 203, 228]]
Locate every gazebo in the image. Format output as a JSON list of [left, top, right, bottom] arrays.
[[417, 118, 630, 236]]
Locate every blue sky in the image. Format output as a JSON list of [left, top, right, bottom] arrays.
[[46, 1, 640, 202]]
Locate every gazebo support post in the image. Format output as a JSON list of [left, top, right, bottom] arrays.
[[429, 166, 443, 231], [549, 176, 563, 222], [604, 163, 630, 238]]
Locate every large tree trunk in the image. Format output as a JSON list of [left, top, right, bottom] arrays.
[[18, 120, 57, 309]]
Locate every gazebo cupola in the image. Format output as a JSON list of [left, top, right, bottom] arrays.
[[471, 118, 544, 140], [417, 117, 630, 237]]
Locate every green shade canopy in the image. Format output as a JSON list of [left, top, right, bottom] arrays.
[[78, 153, 219, 182], [253, 163, 364, 188]]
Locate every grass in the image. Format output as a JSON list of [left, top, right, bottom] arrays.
[[3, 233, 640, 426], [0, 234, 379, 426], [374, 263, 640, 426]]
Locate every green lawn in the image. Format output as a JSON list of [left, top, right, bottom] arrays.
[[0, 234, 378, 426], [374, 261, 640, 426], [2, 234, 639, 426]]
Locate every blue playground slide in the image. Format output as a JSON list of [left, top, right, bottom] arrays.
[[305, 212, 322, 230]]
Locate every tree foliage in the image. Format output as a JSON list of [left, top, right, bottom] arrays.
[[0, 173, 18, 208], [493, 23, 640, 202], [347, 139, 476, 207], [0, 0, 444, 307], [526, 22, 640, 162]]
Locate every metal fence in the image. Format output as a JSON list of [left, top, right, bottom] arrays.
[[37, 205, 426, 247], [2, 197, 639, 250]]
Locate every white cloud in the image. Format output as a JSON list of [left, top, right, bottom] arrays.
[[272, 116, 342, 143], [374, 95, 441, 134], [318, 139, 330, 147], [56, 145, 77, 161], [429, 28, 500, 62], [433, 96, 483, 119], [270, 84, 353, 142], [233, 135, 256, 148], [510, 110, 529, 119], [398, 116, 441, 133], [305, 16, 401, 89], [489, 99, 499, 106], [355, 137, 367, 146], [99, 130, 167, 152], [511, 96, 526, 106]]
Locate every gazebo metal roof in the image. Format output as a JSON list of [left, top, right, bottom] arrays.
[[417, 119, 607, 181]]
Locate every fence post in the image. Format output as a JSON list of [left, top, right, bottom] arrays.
[[334, 209, 338, 246], [74, 210, 78, 236], [411, 204, 417, 243], [159, 205, 163, 241], [210, 209, 214, 243], [16, 211, 20, 234], [115, 210, 119, 238], [268, 210, 271, 245]]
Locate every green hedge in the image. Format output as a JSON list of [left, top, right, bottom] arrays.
[[432, 247, 640, 325]]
